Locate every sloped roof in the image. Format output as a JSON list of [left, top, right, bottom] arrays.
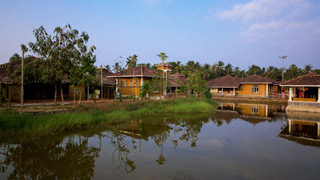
[[240, 74, 278, 84], [0, 62, 20, 84], [207, 75, 240, 88], [102, 69, 115, 85], [110, 66, 157, 77], [168, 74, 187, 87], [280, 73, 320, 87]]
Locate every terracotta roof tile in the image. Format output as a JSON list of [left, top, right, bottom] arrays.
[[240, 74, 277, 84], [207, 75, 240, 88], [280, 73, 320, 86], [110, 66, 157, 77]]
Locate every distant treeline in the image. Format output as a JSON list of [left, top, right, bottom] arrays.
[[126, 60, 319, 81]]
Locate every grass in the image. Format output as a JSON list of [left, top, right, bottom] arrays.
[[0, 98, 217, 135]]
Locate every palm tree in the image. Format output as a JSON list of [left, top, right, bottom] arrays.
[[104, 65, 111, 72], [174, 61, 182, 73], [112, 62, 120, 73], [157, 52, 168, 63], [216, 61, 225, 77], [303, 64, 313, 74], [20, 44, 28, 107]]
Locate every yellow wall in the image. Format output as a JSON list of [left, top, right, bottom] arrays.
[[238, 84, 267, 96], [237, 104, 267, 117], [118, 77, 154, 96], [157, 66, 171, 70]]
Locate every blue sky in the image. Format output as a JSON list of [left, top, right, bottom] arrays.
[[0, 0, 320, 70]]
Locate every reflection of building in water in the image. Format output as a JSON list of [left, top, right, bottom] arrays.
[[216, 102, 286, 125], [279, 112, 320, 147], [217, 102, 285, 119]]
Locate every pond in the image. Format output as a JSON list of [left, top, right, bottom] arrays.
[[1, 102, 320, 180]]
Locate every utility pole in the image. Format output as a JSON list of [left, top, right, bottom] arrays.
[[100, 65, 103, 101], [279, 56, 287, 81]]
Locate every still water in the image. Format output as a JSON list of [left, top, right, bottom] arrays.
[[1, 102, 320, 180]]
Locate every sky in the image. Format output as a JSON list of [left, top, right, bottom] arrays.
[[0, 0, 320, 70]]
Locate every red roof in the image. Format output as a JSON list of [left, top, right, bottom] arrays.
[[207, 75, 240, 88], [207, 74, 278, 88], [240, 74, 278, 84], [280, 73, 320, 86], [109, 66, 157, 77]]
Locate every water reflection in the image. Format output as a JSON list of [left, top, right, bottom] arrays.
[[0, 136, 99, 179], [215, 102, 286, 125], [1, 103, 320, 180], [279, 111, 320, 147]]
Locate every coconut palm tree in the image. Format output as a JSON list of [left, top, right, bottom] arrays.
[[157, 52, 168, 63]]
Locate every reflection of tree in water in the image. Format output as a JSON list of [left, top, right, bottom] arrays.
[[0, 135, 99, 179], [109, 133, 136, 173]]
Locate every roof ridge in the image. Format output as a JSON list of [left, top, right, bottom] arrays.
[[281, 73, 318, 84]]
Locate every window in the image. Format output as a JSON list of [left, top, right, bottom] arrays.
[[252, 85, 259, 93], [124, 80, 127, 87], [251, 107, 259, 114], [129, 80, 132, 86]]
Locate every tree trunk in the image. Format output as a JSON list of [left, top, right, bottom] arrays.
[[61, 86, 64, 106], [79, 91, 81, 106], [73, 89, 76, 106], [21, 51, 24, 108], [87, 85, 89, 101], [54, 85, 57, 104]]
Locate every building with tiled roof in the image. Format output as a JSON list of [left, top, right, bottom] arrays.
[[280, 73, 320, 108], [106, 65, 186, 97], [207, 74, 279, 97]]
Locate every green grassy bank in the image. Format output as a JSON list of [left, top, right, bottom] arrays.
[[0, 98, 217, 135]]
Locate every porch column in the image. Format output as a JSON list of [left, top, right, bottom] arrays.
[[266, 84, 268, 96], [318, 87, 320, 103], [317, 122, 320, 139], [233, 88, 235, 96], [289, 88, 293, 101], [265, 105, 268, 117], [141, 77, 144, 86], [232, 103, 235, 111], [222, 88, 224, 95], [288, 120, 292, 134], [115, 79, 119, 97]]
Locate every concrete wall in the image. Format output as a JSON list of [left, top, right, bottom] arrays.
[[287, 101, 320, 113], [238, 84, 267, 96]]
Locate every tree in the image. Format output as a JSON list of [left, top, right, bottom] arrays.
[[157, 52, 168, 63], [247, 65, 262, 75], [224, 63, 233, 75], [126, 54, 138, 69], [303, 64, 313, 74], [215, 61, 225, 77], [29, 24, 95, 104], [20, 44, 28, 107]]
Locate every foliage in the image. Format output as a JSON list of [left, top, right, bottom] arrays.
[[140, 80, 150, 98], [0, 98, 217, 135]]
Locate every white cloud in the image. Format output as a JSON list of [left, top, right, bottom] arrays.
[[219, 0, 320, 42], [220, 0, 310, 22]]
